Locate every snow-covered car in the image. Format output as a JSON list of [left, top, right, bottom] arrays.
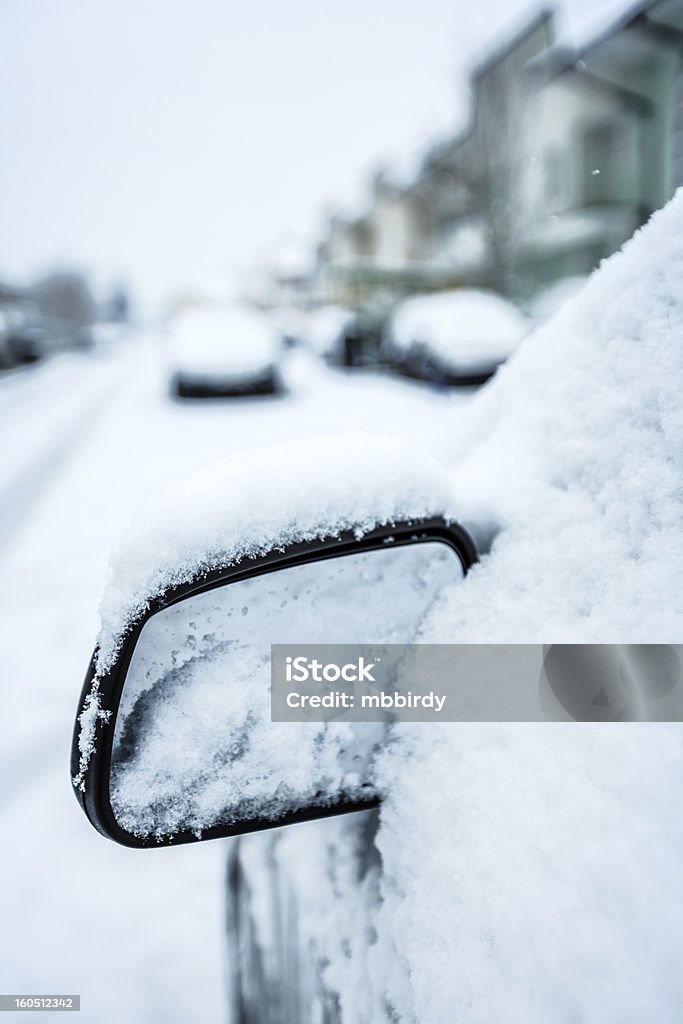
[[0, 310, 14, 370], [72, 197, 683, 1022], [0, 302, 48, 367], [387, 287, 528, 385], [166, 305, 283, 398]]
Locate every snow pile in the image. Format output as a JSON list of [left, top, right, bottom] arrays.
[[167, 305, 278, 379], [376, 724, 683, 1022], [94, 433, 453, 675], [390, 288, 528, 371], [426, 192, 683, 642]]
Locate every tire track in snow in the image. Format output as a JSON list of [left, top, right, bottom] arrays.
[[0, 367, 123, 805], [0, 376, 117, 555]]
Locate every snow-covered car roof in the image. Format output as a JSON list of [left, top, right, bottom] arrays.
[[167, 305, 278, 379], [390, 288, 528, 371]]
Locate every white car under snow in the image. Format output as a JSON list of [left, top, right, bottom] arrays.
[[166, 305, 282, 398], [388, 287, 529, 384]]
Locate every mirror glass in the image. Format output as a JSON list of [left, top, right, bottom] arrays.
[[110, 541, 464, 840]]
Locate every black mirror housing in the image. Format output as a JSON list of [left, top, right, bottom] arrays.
[[71, 517, 477, 849]]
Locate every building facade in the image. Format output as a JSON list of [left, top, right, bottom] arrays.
[[304, 0, 683, 313]]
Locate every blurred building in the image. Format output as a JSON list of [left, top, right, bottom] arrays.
[[517, 0, 683, 294], [314, 173, 437, 312], [308, 0, 683, 312]]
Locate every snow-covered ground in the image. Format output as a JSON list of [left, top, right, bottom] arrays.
[[0, 340, 470, 1022]]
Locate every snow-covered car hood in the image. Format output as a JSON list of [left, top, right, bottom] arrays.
[[166, 306, 278, 379], [390, 288, 528, 370]]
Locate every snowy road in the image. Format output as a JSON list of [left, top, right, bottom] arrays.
[[0, 356, 121, 552], [0, 338, 471, 1023]]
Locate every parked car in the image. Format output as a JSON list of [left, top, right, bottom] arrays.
[[0, 302, 48, 367], [69, 449, 683, 1021], [166, 305, 283, 398], [386, 288, 528, 385], [0, 310, 15, 370], [71, 196, 683, 1023]]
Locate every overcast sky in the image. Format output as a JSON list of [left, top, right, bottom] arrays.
[[0, 0, 631, 309]]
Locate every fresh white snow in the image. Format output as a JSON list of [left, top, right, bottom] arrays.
[[428, 191, 683, 643], [375, 723, 683, 1023], [93, 433, 453, 677], [103, 191, 683, 1021], [369, 192, 683, 1021]]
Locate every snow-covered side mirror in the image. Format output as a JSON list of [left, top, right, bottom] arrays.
[[71, 517, 477, 848]]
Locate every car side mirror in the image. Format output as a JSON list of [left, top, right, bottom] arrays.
[[71, 517, 477, 848]]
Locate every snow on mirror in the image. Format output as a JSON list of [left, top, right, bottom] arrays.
[[110, 542, 463, 840]]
